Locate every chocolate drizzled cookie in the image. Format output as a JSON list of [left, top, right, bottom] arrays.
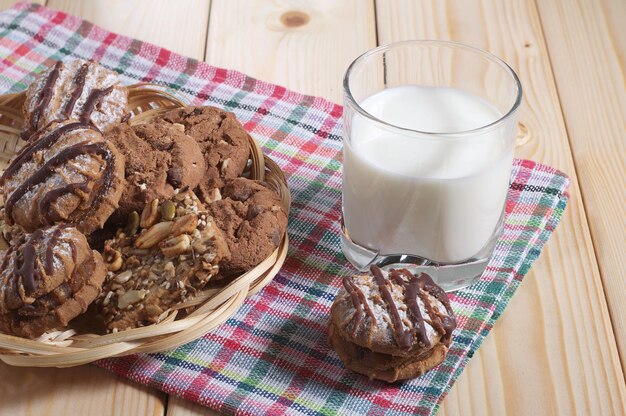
[[330, 266, 456, 382], [0, 225, 106, 338], [0, 121, 126, 234], [91, 190, 230, 332], [22, 59, 128, 139]]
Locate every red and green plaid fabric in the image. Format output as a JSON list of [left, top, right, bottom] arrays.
[[0, 3, 570, 415]]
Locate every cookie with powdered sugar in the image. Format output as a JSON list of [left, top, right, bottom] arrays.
[[329, 265, 456, 382], [0, 121, 126, 234], [22, 59, 128, 139], [0, 224, 106, 339]]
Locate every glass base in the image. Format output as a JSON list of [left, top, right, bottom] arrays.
[[340, 226, 490, 292]]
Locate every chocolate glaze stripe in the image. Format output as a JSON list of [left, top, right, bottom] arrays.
[[39, 182, 91, 225], [61, 62, 89, 119], [80, 85, 114, 123], [418, 273, 456, 345], [0, 122, 95, 185], [69, 239, 79, 288], [342, 276, 376, 334], [394, 269, 431, 348], [22, 61, 63, 139], [45, 225, 73, 275], [4, 141, 112, 222], [370, 265, 412, 350], [73, 141, 118, 226], [19, 228, 45, 295]]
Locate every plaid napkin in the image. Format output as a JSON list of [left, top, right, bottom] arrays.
[[0, 3, 570, 415]]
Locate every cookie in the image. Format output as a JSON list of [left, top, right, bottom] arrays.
[[92, 190, 230, 332], [159, 106, 250, 199], [22, 59, 128, 139], [104, 119, 206, 221], [207, 178, 287, 276], [0, 207, 25, 249], [0, 224, 106, 338], [0, 121, 126, 234], [328, 322, 448, 383], [331, 266, 456, 357], [329, 266, 456, 382]]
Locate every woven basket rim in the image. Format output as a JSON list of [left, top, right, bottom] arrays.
[[0, 83, 291, 367]]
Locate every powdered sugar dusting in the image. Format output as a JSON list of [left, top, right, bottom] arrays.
[[2, 123, 108, 229], [339, 269, 450, 347], [26, 59, 128, 134]]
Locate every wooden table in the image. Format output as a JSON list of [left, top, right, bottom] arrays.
[[0, 1, 624, 415]]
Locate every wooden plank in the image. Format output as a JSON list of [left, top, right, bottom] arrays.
[[47, 0, 211, 60], [375, 0, 626, 415], [205, 0, 376, 103], [536, 0, 626, 368], [0, 363, 166, 416], [166, 1, 376, 415], [0, 0, 193, 416], [0, 0, 44, 8]]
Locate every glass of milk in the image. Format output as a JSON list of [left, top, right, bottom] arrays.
[[341, 40, 522, 291]]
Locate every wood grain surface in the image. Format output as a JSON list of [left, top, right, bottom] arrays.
[[0, 1, 202, 415], [47, 0, 211, 60], [0, 362, 165, 416], [206, 0, 376, 103], [536, 0, 626, 369], [0, 0, 43, 8], [376, 1, 626, 415], [0, 0, 623, 415]]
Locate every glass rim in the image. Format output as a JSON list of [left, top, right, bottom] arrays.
[[343, 39, 523, 137]]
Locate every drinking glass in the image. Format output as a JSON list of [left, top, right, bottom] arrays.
[[341, 40, 522, 291]]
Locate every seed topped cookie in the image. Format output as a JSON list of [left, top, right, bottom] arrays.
[[159, 106, 250, 200], [23, 59, 128, 139], [93, 190, 230, 332], [0, 224, 106, 338], [0, 121, 126, 234]]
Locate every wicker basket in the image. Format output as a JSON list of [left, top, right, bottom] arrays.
[[0, 84, 291, 367]]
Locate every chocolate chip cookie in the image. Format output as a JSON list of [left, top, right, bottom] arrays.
[[0, 121, 126, 234], [159, 106, 250, 200], [0, 224, 107, 338], [92, 190, 230, 332], [23, 59, 128, 139], [329, 266, 456, 382], [104, 119, 206, 222], [207, 178, 288, 277]]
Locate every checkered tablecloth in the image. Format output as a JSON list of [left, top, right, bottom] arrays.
[[0, 3, 570, 415]]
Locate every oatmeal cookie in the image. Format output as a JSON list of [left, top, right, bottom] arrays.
[[159, 106, 250, 199], [207, 178, 287, 276], [23, 59, 128, 139], [0, 121, 125, 234], [92, 190, 229, 332], [0, 224, 106, 338], [104, 119, 206, 221]]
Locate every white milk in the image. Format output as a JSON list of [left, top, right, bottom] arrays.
[[343, 86, 514, 263]]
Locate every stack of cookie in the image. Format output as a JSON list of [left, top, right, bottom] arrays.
[[0, 59, 288, 338], [330, 266, 456, 382]]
